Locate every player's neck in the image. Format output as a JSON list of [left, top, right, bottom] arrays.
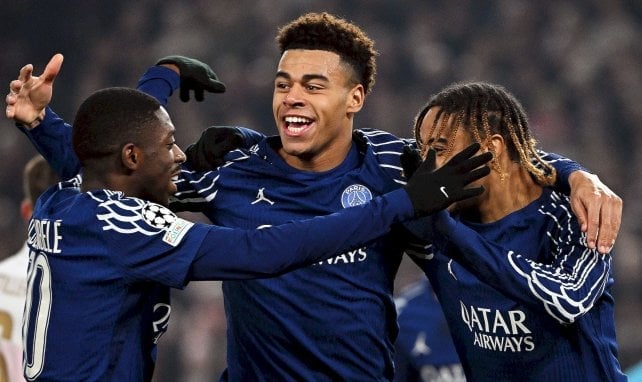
[[80, 170, 128, 196], [476, 164, 542, 223], [276, 136, 353, 172]]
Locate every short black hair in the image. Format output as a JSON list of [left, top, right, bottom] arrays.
[[72, 87, 162, 165], [276, 12, 378, 94]]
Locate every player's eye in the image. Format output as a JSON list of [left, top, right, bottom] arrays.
[[275, 81, 290, 90], [306, 84, 323, 91], [432, 145, 447, 155]]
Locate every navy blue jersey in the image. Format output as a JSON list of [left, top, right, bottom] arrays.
[[23, 176, 416, 381], [175, 135, 412, 380], [24, 179, 201, 381], [394, 279, 464, 382], [413, 189, 626, 381], [22, 66, 590, 381]]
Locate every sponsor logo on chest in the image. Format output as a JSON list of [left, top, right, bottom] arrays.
[[460, 301, 535, 352]]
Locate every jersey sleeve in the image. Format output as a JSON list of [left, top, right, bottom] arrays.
[[105, 188, 414, 284], [17, 107, 80, 180], [168, 164, 222, 213], [428, 208, 611, 325], [97, 197, 203, 288], [136, 65, 180, 107], [188, 188, 416, 280], [235, 126, 266, 147], [537, 149, 587, 194]]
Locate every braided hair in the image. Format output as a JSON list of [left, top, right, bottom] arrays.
[[413, 82, 556, 186]]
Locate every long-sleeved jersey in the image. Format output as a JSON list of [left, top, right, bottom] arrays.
[[394, 278, 464, 382], [21, 176, 416, 381], [412, 188, 625, 381], [20, 66, 589, 381]]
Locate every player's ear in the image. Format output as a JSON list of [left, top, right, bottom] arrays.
[[346, 84, 364, 114], [488, 134, 505, 157], [20, 199, 33, 222], [121, 143, 140, 170]]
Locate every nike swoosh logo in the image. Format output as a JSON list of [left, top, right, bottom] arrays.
[[440, 186, 449, 198]]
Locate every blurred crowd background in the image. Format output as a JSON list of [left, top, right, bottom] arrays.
[[1, 0, 640, 380]]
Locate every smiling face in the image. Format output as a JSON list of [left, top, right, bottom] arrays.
[[272, 49, 364, 171], [134, 107, 185, 206]]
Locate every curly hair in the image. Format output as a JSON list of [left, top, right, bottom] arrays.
[[413, 81, 556, 186], [276, 12, 378, 94]]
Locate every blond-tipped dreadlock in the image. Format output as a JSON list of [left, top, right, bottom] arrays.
[[413, 81, 556, 186]]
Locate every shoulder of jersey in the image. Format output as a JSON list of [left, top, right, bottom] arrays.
[[226, 147, 254, 162], [355, 128, 414, 184]]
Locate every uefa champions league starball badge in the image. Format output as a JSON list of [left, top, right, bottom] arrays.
[[142, 203, 177, 229], [341, 184, 373, 208]]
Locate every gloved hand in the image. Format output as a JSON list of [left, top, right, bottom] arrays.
[[185, 126, 244, 171], [404, 142, 492, 216], [400, 144, 422, 179], [156, 55, 226, 102]]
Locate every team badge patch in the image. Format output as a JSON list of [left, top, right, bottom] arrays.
[[341, 184, 373, 208]]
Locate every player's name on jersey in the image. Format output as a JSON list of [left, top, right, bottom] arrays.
[[27, 218, 62, 254]]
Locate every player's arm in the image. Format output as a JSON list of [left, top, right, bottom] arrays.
[[396, 140, 620, 255], [425, 209, 611, 325], [114, 144, 491, 284], [538, 150, 622, 254], [139, 59, 265, 171], [187, 188, 416, 280], [188, 145, 492, 280], [5, 54, 80, 179], [117, 189, 415, 284], [17, 108, 79, 179]]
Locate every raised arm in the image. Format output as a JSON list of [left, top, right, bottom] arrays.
[[6, 54, 252, 179], [5, 54, 80, 178], [5, 53, 62, 128]]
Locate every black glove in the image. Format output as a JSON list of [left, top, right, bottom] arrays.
[[156, 55, 226, 102], [185, 126, 244, 171], [405, 142, 492, 216], [400, 144, 422, 179]]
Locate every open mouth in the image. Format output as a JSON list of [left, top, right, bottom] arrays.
[[284, 116, 313, 136]]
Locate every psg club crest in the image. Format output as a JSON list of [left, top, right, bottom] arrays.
[[341, 184, 373, 208]]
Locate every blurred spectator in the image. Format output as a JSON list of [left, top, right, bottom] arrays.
[[0, 155, 59, 382]]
